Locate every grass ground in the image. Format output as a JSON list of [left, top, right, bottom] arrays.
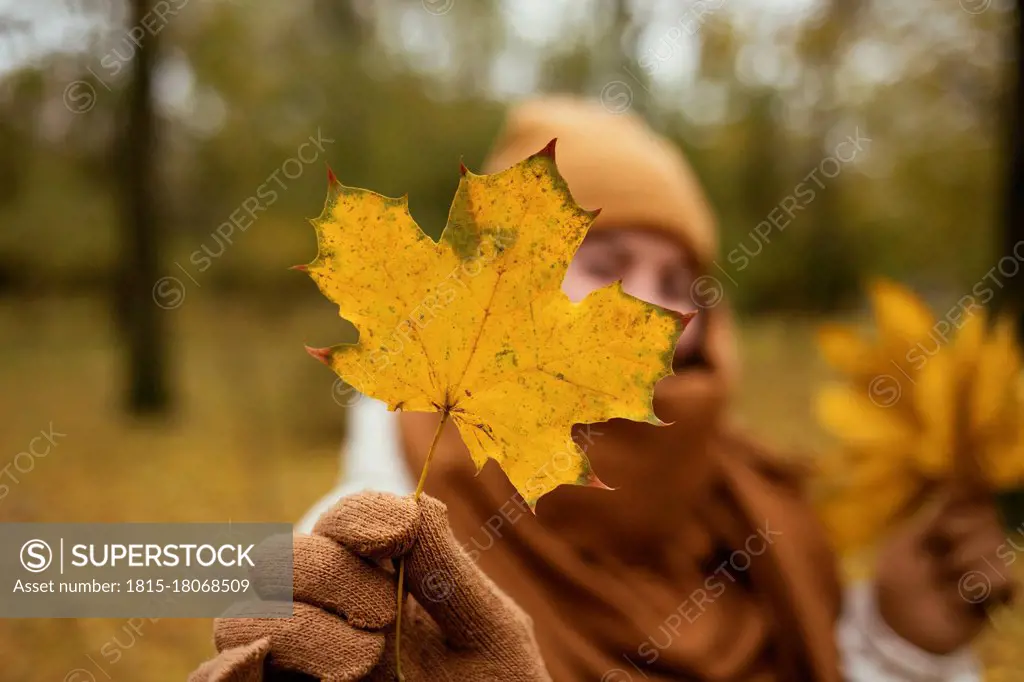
[[0, 296, 1020, 680]]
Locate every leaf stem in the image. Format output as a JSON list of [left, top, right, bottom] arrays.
[[395, 409, 449, 681]]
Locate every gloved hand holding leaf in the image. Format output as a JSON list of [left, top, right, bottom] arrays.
[[294, 140, 689, 677]]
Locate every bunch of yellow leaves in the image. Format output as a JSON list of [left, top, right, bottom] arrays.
[[814, 279, 1024, 555]]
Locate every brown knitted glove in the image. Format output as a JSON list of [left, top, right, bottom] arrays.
[[189, 492, 551, 681]]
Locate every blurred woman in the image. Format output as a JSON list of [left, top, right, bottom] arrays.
[[192, 98, 1012, 681]]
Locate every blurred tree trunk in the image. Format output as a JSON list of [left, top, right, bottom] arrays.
[[1004, 0, 1024, 335], [792, 0, 864, 313], [117, 0, 170, 414]]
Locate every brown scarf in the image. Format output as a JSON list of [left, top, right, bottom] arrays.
[[397, 98, 843, 681]]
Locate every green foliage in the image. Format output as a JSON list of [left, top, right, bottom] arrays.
[[0, 0, 1013, 309]]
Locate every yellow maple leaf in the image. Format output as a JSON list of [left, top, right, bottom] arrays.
[[815, 279, 1024, 554], [297, 141, 687, 508]]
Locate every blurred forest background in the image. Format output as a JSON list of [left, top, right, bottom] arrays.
[[1, 0, 1022, 679]]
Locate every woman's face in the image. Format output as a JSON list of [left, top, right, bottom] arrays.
[[562, 229, 704, 367]]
